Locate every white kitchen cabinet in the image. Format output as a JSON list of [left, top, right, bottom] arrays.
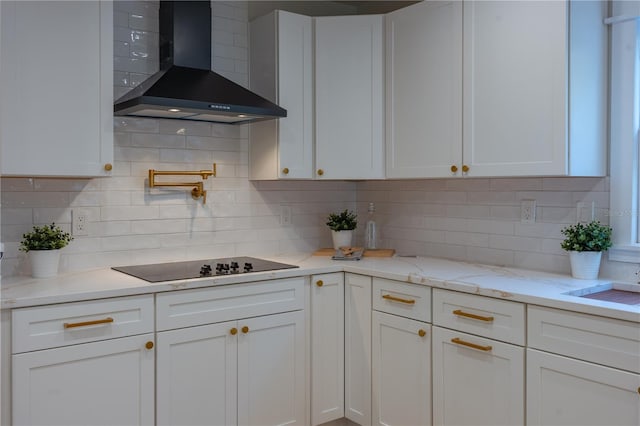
[[432, 327, 524, 426], [11, 295, 155, 426], [527, 349, 640, 426], [372, 311, 431, 426], [386, 0, 607, 178], [344, 273, 372, 425], [315, 14, 385, 180], [462, 0, 607, 177], [249, 11, 313, 180], [432, 289, 525, 425], [156, 278, 307, 426], [527, 305, 640, 426], [385, 0, 463, 178], [0, 0, 113, 177], [310, 273, 344, 425]]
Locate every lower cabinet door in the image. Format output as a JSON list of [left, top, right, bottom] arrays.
[[12, 333, 155, 426], [432, 326, 524, 426], [527, 348, 640, 426], [156, 321, 238, 426], [372, 311, 431, 426], [311, 272, 345, 425], [238, 310, 306, 426]]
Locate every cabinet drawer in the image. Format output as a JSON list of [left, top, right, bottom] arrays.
[[432, 289, 525, 345], [372, 278, 431, 322], [156, 277, 305, 331], [12, 295, 154, 353], [528, 306, 640, 373]]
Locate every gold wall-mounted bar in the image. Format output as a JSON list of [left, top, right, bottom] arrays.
[[148, 164, 216, 204]]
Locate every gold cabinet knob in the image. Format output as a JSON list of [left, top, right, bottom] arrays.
[[462, 165, 469, 173], [418, 329, 427, 337], [104, 163, 113, 171], [450, 165, 458, 173], [145, 341, 154, 350], [230, 327, 238, 335], [316, 280, 324, 287], [282, 167, 289, 175], [317, 169, 324, 176], [241, 326, 249, 334]]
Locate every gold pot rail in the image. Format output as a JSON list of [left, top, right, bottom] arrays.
[[148, 164, 216, 204]]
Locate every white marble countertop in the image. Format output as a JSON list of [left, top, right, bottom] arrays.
[[2, 254, 639, 323]]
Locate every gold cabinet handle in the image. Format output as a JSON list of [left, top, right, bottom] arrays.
[[462, 165, 469, 173], [382, 294, 416, 305], [450, 165, 458, 173], [451, 337, 492, 352], [241, 326, 249, 334], [453, 309, 494, 322], [317, 169, 324, 176], [282, 167, 289, 175], [63, 317, 114, 329], [418, 329, 427, 337], [230, 327, 238, 335], [145, 341, 154, 350], [104, 163, 113, 171], [316, 280, 324, 287]]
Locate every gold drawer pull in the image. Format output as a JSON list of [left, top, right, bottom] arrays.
[[242, 326, 249, 334], [64, 317, 114, 329], [451, 337, 492, 352], [418, 329, 427, 337], [382, 294, 416, 305], [453, 309, 494, 322], [230, 328, 238, 335], [145, 341, 154, 350], [316, 280, 324, 287]]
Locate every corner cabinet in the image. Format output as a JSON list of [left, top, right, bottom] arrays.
[[386, 0, 607, 178], [0, 0, 114, 177], [314, 15, 385, 180], [249, 11, 314, 180]]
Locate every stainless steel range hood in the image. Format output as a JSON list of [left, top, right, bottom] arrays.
[[114, 1, 286, 124]]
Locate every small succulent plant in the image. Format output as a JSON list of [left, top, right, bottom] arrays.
[[326, 210, 358, 231], [560, 220, 612, 252], [19, 223, 73, 252]]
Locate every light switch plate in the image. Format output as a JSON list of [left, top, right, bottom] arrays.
[[520, 199, 536, 224]]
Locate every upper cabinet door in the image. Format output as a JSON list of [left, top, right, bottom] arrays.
[[249, 11, 314, 180], [0, 1, 113, 177], [315, 15, 385, 180], [463, 0, 567, 176], [386, 1, 463, 178]]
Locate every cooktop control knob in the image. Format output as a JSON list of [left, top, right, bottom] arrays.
[[230, 261, 239, 273], [200, 264, 212, 276], [244, 262, 253, 272], [215, 263, 225, 274]]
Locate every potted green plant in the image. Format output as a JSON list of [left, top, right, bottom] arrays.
[[326, 209, 358, 249], [20, 223, 73, 278], [560, 220, 612, 279]]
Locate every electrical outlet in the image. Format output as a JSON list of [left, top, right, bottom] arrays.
[[72, 209, 88, 236], [520, 199, 536, 224], [576, 201, 595, 223], [280, 205, 292, 226]]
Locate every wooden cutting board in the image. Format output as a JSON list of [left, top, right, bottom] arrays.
[[313, 248, 395, 257]]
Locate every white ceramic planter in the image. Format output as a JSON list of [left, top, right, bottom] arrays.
[[568, 251, 602, 280], [29, 249, 61, 278], [331, 230, 353, 249]]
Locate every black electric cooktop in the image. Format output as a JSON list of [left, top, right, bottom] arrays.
[[112, 256, 299, 283]]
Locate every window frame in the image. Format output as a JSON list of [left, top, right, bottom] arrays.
[[608, 1, 640, 263]]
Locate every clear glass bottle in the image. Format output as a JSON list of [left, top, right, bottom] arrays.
[[365, 202, 378, 250]]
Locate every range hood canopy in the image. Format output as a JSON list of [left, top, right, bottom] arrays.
[[114, 1, 286, 124]]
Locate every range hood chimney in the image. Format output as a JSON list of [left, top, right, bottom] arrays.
[[114, 1, 286, 124]]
